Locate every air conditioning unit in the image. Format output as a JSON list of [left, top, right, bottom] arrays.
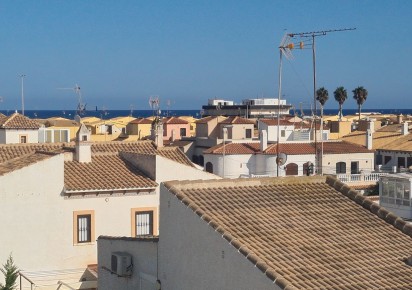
[[111, 252, 133, 277]]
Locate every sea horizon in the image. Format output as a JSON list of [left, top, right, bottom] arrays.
[[1, 108, 412, 120]]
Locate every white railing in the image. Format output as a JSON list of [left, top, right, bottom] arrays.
[[336, 172, 389, 183]]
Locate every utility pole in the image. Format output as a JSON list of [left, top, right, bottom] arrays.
[[20, 74, 26, 116], [287, 28, 356, 175]]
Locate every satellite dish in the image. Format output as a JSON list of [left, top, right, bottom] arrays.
[[276, 153, 287, 166]]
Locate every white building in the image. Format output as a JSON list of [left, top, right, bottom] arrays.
[[0, 126, 217, 290], [379, 172, 412, 219], [203, 137, 375, 178], [98, 176, 412, 289], [0, 112, 41, 144]]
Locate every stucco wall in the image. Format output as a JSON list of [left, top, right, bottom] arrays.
[[322, 152, 374, 174], [4, 129, 39, 143], [163, 123, 190, 140], [158, 184, 280, 290], [0, 154, 158, 287], [98, 238, 158, 290]]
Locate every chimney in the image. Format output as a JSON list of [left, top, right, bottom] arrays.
[[75, 124, 92, 163], [367, 119, 375, 133], [397, 114, 403, 124], [366, 129, 373, 150], [402, 122, 409, 135], [260, 130, 268, 152], [151, 118, 163, 148]]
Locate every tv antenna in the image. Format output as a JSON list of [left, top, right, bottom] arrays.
[[58, 84, 86, 116], [149, 96, 160, 117], [130, 104, 134, 117], [286, 27, 356, 175]]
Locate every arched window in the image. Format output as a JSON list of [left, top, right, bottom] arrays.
[[285, 163, 298, 176], [205, 162, 213, 173], [192, 155, 199, 164], [336, 162, 346, 174]]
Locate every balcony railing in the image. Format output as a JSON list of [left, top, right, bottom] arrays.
[[336, 172, 389, 183]]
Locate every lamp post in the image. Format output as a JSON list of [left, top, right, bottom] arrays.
[[222, 125, 233, 178]]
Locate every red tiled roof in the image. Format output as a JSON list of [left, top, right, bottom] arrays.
[[0, 112, 41, 129], [64, 154, 157, 192], [129, 118, 152, 125], [195, 116, 218, 124], [162, 117, 188, 125], [205, 141, 373, 155], [164, 176, 412, 289], [0, 151, 59, 176], [259, 119, 295, 126], [219, 116, 255, 125]]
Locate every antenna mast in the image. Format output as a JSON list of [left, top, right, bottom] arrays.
[[287, 27, 356, 175], [20, 74, 26, 116]]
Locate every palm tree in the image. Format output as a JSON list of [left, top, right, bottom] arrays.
[[316, 87, 329, 117], [0, 255, 18, 290], [334, 86, 348, 121], [352, 86, 368, 121]]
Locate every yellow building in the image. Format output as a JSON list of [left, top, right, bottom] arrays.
[[125, 118, 153, 140]]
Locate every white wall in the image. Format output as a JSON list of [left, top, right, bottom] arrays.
[[98, 237, 158, 290], [3, 129, 39, 143], [158, 184, 281, 290], [0, 154, 158, 288]]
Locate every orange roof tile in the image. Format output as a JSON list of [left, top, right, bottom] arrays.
[[0, 151, 59, 176], [219, 116, 255, 125], [205, 141, 373, 155], [129, 118, 152, 125], [64, 154, 157, 192], [164, 176, 412, 289], [0, 112, 41, 129], [162, 117, 188, 125]]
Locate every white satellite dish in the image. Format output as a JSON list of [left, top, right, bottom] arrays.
[[276, 152, 287, 166]]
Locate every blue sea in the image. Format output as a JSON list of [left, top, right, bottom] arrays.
[[1, 108, 411, 120]]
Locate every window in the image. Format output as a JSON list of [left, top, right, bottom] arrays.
[[19, 135, 27, 143], [376, 154, 383, 165], [131, 208, 157, 237], [351, 161, 359, 174], [285, 163, 298, 176], [205, 162, 213, 173], [180, 128, 187, 137], [398, 157, 406, 170], [336, 162, 346, 174], [73, 210, 95, 245], [384, 156, 392, 165], [245, 129, 252, 139], [281, 130, 286, 137]]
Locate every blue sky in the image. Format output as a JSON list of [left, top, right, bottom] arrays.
[[0, 0, 411, 111]]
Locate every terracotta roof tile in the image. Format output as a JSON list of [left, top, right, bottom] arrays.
[[219, 116, 255, 125], [162, 117, 188, 124], [164, 176, 412, 289], [0, 112, 41, 129], [129, 118, 152, 125], [0, 151, 58, 176], [205, 141, 373, 155], [259, 119, 295, 126], [64, 154, 157, 192]]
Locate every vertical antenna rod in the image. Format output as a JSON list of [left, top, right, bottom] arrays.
[[20, 74, 26, 116]]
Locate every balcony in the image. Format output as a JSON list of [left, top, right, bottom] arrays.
[[336, 172, 389, 183]]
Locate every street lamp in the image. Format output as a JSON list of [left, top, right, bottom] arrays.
[[222, 125, 233, 178]]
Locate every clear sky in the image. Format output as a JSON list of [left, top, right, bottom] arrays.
[[0, 0, 411, 111]]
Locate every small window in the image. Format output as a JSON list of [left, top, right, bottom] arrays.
[[281, 130, 285, 137], [19, 135, 27, 143], [336, 162, 346, 174], [82, 135, 87, 141], [180, 128, 187, 137], [135, 211, 153, 235], [245, 129, 252, 139], [376, 154, 383, 165], [73, 210, 94, 245], [205, 162, 213, 173], [131, 208, 157, 237], [384, 156, 392, 165]]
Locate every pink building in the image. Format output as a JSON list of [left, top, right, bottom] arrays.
[[162, 117, 190, 141]]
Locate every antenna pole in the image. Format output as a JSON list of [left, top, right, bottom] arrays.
[[277, 49, 283, 177], [20, 74, 26, 116]]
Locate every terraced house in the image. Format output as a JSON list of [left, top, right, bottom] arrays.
[[0, 124, 216, 290]]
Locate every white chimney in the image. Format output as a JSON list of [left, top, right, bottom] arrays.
[[260, 130, 268, 152], [366, 129, 373, 150], [151, 118, 163, 148], [402, 122, 409, 135], [75, 124, 92, 163], [171, 129, 176, 142], [397, 114, 403, 124], [367, 120, 375, 133]]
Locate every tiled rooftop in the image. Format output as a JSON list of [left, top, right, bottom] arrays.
[[0, 151, 59, 176], [164, 176, 412, 289], [204, 141, 373, 155], [0, 112, 41, 129], [162, 116, 189, 125], [129, 118, 152, 125], [219, 116, 255, 125], [64, 154, 157, 192]]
